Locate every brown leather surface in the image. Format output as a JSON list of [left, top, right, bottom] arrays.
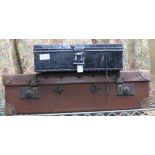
[[5, 81, 149, 114], [3, 70, 150, 86]]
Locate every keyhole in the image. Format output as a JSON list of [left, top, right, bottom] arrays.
[[25, 90, 33, 98], [123, 87, 129, 95], [33, 87, 37, 96]]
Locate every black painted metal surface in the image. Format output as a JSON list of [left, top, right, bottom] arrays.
[[34, 44, 123, 72]]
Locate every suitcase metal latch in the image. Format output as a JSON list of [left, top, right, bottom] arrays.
[[73, 52, 85, 73], [73, 46, 85, 73], [20, 75, 39, 99], [20, 87, 39, 99], [117, 84, 135, 96]]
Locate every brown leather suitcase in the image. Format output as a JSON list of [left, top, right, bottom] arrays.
[[3, 70, 150, 115]]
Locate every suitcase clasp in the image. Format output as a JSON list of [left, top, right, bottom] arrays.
[[20, 86, 39, 99], [73, 52, 85, 73], [117, 84, 135, 96], [20, 75, 39, 100]]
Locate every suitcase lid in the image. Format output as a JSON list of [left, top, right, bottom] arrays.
[[3, 70, 150, 86], [34, 44, 124, 52]]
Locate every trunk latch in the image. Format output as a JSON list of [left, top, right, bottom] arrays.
[[73, 46, 85, 73], [20, 75, 39, 99], [117, 84, 135, 96]]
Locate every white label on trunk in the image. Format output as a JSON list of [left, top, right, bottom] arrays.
[[39, 54, 50, 60], [77, 65, 83, 73]]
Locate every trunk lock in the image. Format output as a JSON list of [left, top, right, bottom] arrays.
[[20, 75, 39, 99], [117, 84, 135, 96]]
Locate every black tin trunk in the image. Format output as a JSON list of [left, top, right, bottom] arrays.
[[34, 44, 123, 73]]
